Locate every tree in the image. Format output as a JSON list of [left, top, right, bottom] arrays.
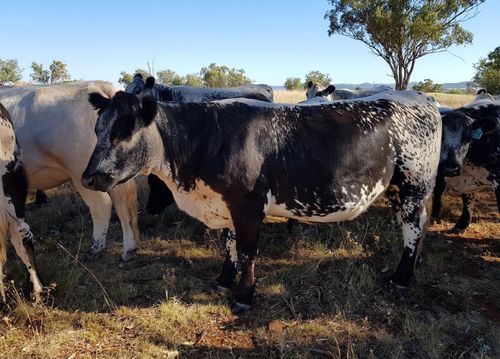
[[0, 59, 23, 84], [284, 77, 303, 90], [184, 73, 204, 87], [118, 71, 134, 86], [325, 0, 485, 90], [412, 79, 443, 93], [156, 69, 184, 86], [49, 60, 70, 83], [473, 46, 500, 95], [30, 62, 50, 84], [304, 71, 332, 88], [200, 63, 252, 87]]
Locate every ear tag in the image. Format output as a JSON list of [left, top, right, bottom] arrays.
[[472, 128, 483, 140]]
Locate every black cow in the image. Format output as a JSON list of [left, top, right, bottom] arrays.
[[125, 74, 274, 215], [0, 103, 43, 302], [82, 78, 441, 314], [432, 97, 500, 232]]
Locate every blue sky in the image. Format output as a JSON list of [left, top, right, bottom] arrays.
[[1, 0, 497, 87]]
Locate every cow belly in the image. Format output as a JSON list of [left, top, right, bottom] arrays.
[[166, 179, 233, 229], [266, 181, 386, 223]]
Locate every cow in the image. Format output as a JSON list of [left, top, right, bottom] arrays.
[[125, 74, 275, 215], [82, 77, 441, 314], [334, 85, 392, 100], [0, 82, 140, 262], [125, 73, 274, 102], [432, 94, 500, 233], [303, 81, 336, 103], [0, 103, 43, 302]]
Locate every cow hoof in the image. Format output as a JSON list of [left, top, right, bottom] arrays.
[[231, 302, 251, 315], [448, 227, 466, 234], [121, 249, 138, 262]]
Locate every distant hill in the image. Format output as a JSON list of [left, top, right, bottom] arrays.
[[273, 81, 472, 90]]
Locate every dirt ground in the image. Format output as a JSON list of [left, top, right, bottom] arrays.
[[0, 181, 498, 358]]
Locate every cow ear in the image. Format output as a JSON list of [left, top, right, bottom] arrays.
[[88, 93, 111, 115], [139, 95, 157, 127], [470, 117, 498, 138], [324, 85, 336, 95], [134, 73, 143, 80], [307, 81, 313, 89], [145, 76, 155, 89], [476, 88, 487, 95]]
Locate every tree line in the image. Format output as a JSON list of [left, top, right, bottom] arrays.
[[118, 63, 253, 88], [0, 59, 70, 84]]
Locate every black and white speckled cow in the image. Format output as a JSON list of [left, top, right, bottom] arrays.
[[432, 94, 500, 233], [303, 81, 336, 103], [0, 103, 43, 302], [125, 74, 274, 215], [82, 78, 441, 313]]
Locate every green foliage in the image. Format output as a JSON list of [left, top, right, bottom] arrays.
[[49, 60, 70, 83], [183, 73, 203, 87], [200, 63, 252, 87], [156, 69, 184, 86], [446, 88, 463, 95], [325, 0, 485, 90], [473, 46, 500, 95], [412, 79, 443, 93], [304, 71, 332, 88], [0, 58, 23, 84], [284, 77, 303, 90], [30, 62, 50, 84], [118, 71, 134, 86]]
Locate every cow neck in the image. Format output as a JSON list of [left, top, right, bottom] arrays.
[[156, 102, 222, 191]]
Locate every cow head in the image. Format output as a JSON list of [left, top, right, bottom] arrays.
[[305, 81, 336, 101], [124, 73, 145, 95], [82, 81, 159, 192], [439, 109, 498, 176]]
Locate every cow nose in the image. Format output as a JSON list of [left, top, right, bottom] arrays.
[[81, 171, 112, 191], [441, 165, 460, 177]]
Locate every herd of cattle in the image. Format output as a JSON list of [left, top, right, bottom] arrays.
[[0, 74, 498, 313]]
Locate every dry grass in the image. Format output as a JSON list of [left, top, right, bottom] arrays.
[[275, 89, 475, 108], [0, 178, 498, 358]]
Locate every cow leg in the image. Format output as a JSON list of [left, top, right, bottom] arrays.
[[146, 174, 175, 215], [9, 220, 43, 302], [492, 175, 500, 213], [109, 180, 140, 262], [431, 174, 446, 219], [392, 185, 431, 288], [35, 190, 48, 205], [0, 226, 7, 302], [73, 182, 112, 261], [449, 193, 474, 234], [215, 229, 238, 292], [386, 185, 402, 228], [231, 205, 264, 314]]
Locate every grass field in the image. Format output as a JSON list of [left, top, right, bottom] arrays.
[[0, 92, 498, 358], [273, 89, 475, 107]]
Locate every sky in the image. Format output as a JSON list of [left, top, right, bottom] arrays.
[[1, 0, 498, 88]]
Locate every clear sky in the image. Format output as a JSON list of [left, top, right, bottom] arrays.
[[1, 0, 498, 87]]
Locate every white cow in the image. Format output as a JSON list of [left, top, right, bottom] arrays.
[[0, 103, 43, 301], [0, 82, 139, 261]]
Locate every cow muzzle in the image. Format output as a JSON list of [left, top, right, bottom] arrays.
[[81, 170, 114, 192], [438, 164, 460, 177]]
